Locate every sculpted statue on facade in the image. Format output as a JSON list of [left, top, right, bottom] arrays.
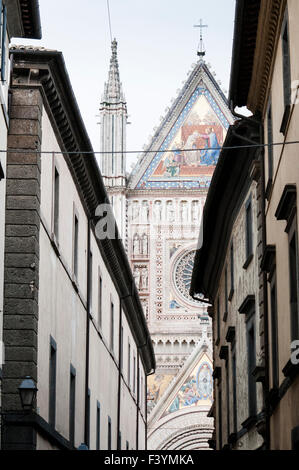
[[154, 201, 162, 222], [181, 202, 188, 223], [167, 201, 175, 223], [141, 201, 149, 222], [191, 201, 199, 222], [132, 201, 139, 222], [133, 266, 141, 288], [133, 234, 140, 256], [142, 233, 148, 255], [141, 267, 148, 289]]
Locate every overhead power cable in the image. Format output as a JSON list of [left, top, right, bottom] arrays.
[[107, 0, 113, 42], [0, 140, 299, 155]]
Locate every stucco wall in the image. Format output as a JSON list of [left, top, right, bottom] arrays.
[[37, 108, 147, 449]]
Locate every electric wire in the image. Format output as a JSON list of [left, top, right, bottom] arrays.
[[107, 0, 113, 42], [0, 140, 299, 155]]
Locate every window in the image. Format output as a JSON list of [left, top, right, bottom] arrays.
[[282, 12, 291, 109], [245, 197, 253, 262], [141, 376, 143, 411], [128, 341, 131, 386], [218, 388, 222, 450], [110, 301, 114, 351], [108, 416, 112, 450], [53, 167, 60, 240], [267, 99, 274, 185], [288, 218, 299, 341], [98, 272, 102, 328], [216, 297, 220, 344], [69, 365, 76, 446], [226, 359, 230, 440], [224, 267, 228, 320], [270, 272, 279, 389], [126, 441, 129, 450], [230, 242, 234, 298], [246, 312, 257, 417], [73, 213, 79, 279], [96, 402, 101, 450], [86, 389, 90, 449], [231, 342, 237, 434], [49, 337, 57, 427], [89, 251, 93, 313], [0, 2, 7, 83], [120, 326, 123, 371], [133, 355, 136, 394]]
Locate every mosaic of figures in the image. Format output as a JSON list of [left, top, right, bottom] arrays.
[[129, 199, 202, 225], [147, 373, 174, 414], [162, 359, 213, 418], [136, 90, 229, 190]]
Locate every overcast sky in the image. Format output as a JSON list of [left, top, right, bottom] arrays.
[[13, 0, 236, 169]]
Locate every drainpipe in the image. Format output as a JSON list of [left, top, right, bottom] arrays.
[[84, 218, 91, 448]]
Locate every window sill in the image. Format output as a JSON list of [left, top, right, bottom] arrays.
[[243, 253, 253, 270]]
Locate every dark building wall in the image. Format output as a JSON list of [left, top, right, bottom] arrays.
[[1, 87, 42, 449]]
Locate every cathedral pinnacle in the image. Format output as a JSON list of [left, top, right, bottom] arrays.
[[102, 38, 125, 104]]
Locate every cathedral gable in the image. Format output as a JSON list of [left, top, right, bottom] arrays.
[[129, 62, 233, 190]]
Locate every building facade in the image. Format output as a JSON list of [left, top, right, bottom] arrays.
[[191, 119, 266, 450], [100, 40, 234, 449], [192, 0, 299, 451], [1, 46, 155, 450]]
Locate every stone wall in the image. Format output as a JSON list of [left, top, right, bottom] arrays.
[[2, 87, 42, 416]]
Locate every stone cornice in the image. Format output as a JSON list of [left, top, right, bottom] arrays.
[[247, 0, 287, 115], [127, 188, 208, 198]]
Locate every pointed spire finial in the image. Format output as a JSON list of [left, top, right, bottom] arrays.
[[194, 19, 208, 57], [101, 37, 126, 104], [111, 38, 117, 57]]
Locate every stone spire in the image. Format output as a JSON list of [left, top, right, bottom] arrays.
[[102, 39, 125, 104], [99, 39, 128, 242]]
